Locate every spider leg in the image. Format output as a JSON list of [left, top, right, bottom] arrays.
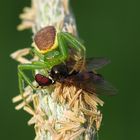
[[59, 32, 86, 72], [18, 62, 51, 101], [59, 32, 86, 55]]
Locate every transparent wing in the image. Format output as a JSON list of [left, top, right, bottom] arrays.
[[66, 57, 110, 74], [86, 57, 111, 71], [92, 80, 117, 95], [73, 72, 117, 95]]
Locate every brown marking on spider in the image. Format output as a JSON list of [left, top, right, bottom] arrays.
[[34, 26, 58, 53]]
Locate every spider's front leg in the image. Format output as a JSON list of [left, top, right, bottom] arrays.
[[18, 61, 51, 101], [58, 32, 86, 72], [60, 32, 86, 54]]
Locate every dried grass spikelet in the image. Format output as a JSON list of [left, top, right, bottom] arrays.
[[18, 81, 104, 140], [10, 48, 39, 64], [17, 0, 77, 35], [17, 0, 36, 31], [53, 82, 104, 131], [12, 84, 34, 110]]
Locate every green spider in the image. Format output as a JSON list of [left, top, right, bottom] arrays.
[[18, 26, 86, 95]]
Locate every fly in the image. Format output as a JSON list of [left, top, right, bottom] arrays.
[[35, 60, 117, 95]]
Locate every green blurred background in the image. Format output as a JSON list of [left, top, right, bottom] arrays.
[[0, 0, 140, 139]]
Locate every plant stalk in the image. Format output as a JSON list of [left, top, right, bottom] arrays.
[[12, 0, 103, 140]]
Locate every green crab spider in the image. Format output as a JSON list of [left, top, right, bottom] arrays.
[[18, 26, 86, 97]]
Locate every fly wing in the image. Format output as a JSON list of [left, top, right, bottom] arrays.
[[74, 72, 117, 95], [67, 57, 110, 72], [86, 57, 111, 71], [91, 79, 117, 95]]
